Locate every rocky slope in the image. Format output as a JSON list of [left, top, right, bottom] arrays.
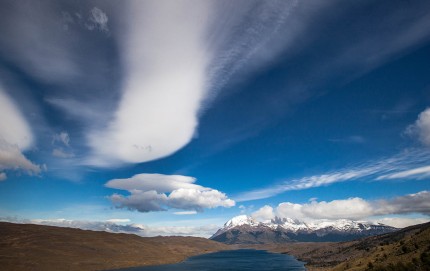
[[211, 215, 397, 244]]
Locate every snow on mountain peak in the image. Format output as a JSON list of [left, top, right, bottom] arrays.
[[224, 215, 258, 228], [218, 215, 392, 233]]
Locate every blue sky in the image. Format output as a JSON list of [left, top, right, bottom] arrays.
[[1, 0, 430, 236]]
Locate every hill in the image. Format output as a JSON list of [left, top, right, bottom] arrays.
[[0, 222, 229, 271], [259, 221, 430, 270]]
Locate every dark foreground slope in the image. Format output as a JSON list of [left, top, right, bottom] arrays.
[[0, 222, 229, 271], [259, 221, 430, 270]]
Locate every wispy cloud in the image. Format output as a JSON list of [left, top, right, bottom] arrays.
[[173, 211, 198, 215], [377, 165, 430, 180], [2, 0, 430, 171], [105, 173, 235, 212], [236, 149, 430, 201]]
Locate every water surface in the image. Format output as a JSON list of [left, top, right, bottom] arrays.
[[117, 249, 306, 271]]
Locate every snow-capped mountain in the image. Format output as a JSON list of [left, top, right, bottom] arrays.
[[210, 215, 397, 244]]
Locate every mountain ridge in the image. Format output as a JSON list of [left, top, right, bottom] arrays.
[[210, 215, 397, 244]]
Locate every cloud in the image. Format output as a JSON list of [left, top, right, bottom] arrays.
[[377, 165, 430, 180], [105, 173, 234, 212], [173, 211, 197, 215], [301, 198, 374, 220], [372, 217, 430, 228], [0, 139, 41, 176], [52, 132, 70, 147], [1, 217, 219, 238], [52, 148, 75, 159], [51, 131, 74, 159], [87, 7, 109, 32], [0, 90, 40, 177], [251, 191, 430, 222], [405, 108, 430, 147], [109, 191, 168, 212], [236, 149, 430, 201], [0, 172, 6, 181], [106, 174, 200, 192], [106, 218, 130, 223], [376, 191, 430, 215], [87, 0, 212, 166], [84, 1, 311, 167], [251, 205, 274, 222], [3, 1, 429, 170], [0, 90, 33, 149]]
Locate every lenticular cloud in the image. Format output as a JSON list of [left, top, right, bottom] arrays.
[[87, 0, 299, 166], [87, 0, 211, 165]]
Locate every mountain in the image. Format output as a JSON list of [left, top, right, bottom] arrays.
[[210, 215, 397, 244], [265, 221, 430, 271], [0, 222, 229, 271]]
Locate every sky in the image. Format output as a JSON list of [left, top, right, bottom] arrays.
[[1, 0, 430, 237]]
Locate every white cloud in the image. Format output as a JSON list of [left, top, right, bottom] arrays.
[[251, 205, 274, 222], [405, 107, 430, 147], [168, 188, 234, 211], [0, 138, 40, 176], [372, 217, 430, 228], [138, 224, 220, 238], [106, 218, 130, 223], [173, 211, 197, 215], [0, 172, 6, 181], [1, 217, 219, 238], [236, 168, 377, 202], [276, 202, 305, 221], [105, 173, 234, 212], [377, 165, 430, 180], [0, 90, 33, 149], [301, 198, 374, 220], [236, 149, 430, 201], [87, 0, 212, 166], [252, 191, 430, 222], [106, 174, 200, 193]]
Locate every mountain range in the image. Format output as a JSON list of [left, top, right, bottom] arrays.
[[210, 215, 398, 244]]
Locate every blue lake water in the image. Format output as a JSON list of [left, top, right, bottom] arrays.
[[116, 249, 306, 271]]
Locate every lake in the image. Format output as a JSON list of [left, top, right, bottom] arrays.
[[115, 249, 306, 271]]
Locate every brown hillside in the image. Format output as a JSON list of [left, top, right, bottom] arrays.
[[250, 222, 430, 271], [0, 222, 230, 271]]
